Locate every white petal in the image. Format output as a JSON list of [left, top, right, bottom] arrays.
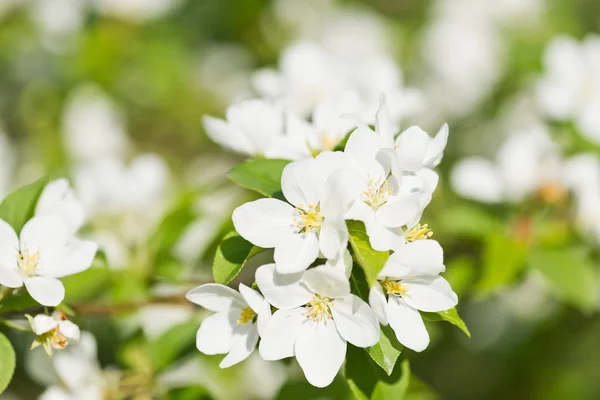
[[202, 115, 253, 155], [375, 95, 396, 146], [402, 276, 458, 312], [331, 294, 380, 348], [259, 308, 304, 360], [0, 267, 22, 288], [39, 239, 97, 278], [219, 324, 259, 368], [238, 283, 264, 314], [35, 179, 85, 236], [320, 168, 363, 219], [366, 222, 404, 252], [256, 299, 272, 336], [255, 264, 313, 309], [232, 199, 295, 248], [186, 284, 245, 312], [0, 218, 19, 270], [196, 312, 236, 355], [281, 158, 321, 207], [325, 249, 352, 279], [58, 320, 81, 341], [423, 123, 449, 168], [301, 265, 350, 298], [377, 193, 422, 228], [20, 216, 69, 262], [450, 157, 504, 203], [227, 99, 284, 153], [417, 168, 440, 193], [294, 319, 347, 388], [31, 314, 59, 335], [318, 217, 348, 260], [24, 276, 65, 306], [378, 240, 444, 279], [394, 126, 430, 171], [369, 283, 388, 325], [387, 297, 429, 352], [344, 128, 387, 178], [274, 232, 319, 274]]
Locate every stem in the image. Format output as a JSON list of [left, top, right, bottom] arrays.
[[0, 319, 32, 333]]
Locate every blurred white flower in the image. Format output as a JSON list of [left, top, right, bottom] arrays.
[[27, 311, 81, 355], [91, 0, 181, 22], [0, 216, 97, 306], [30, 0, 85, 51], [62, 84, 129, 162], [450, 126, 565, 204], [536, 34, 600, 143], [35, 179, 86, 237], [563, 154, 600, 242], [369, 240, 457, 352], [257, 263, 379, 388], [186, 283, 271, 368], [139, 304, 194, 340]]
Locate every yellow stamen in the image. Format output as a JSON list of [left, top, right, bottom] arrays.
[[304, 295, 333, 322], [17, 248, 40, 276], [362, 177, 393, 210], [237, 307, 256, 325], [381, 280, 409, 296], [537, 182, 568, 205], [293, 203, 324, 234], [405, 223, 433, 242]]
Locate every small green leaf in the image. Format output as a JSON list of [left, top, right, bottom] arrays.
[[213, 231, 263, 285], [476, 233, 528, 296], [366, 326, 404, 375], [347, 220, 389, 287], [149, 319, 199, 371], [421, 307, 471, 338], [0, 290, 38, 313], [0, 176, 49, 234], [0, 332, 16, 394], [529, 248, 598, 312], [227, 158, 291, 199]]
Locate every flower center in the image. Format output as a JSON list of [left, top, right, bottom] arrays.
[[17, 248, 39, 276], [405, 223, 433, 242], [293, 203, 324, 234], [363, 177, 393, 210], [537, 182, 568, 205], [237, 307, 256, 325], [304, 295, 333, 322], [381, 280, 409, 297]]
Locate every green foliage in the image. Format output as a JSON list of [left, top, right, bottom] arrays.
[[149, 319, 199, 372], [0, 176, 49, 234], [528, 248, 598, 312], [62, 267, 111, 302], [0, 332, 16, 395], [227, 158, 291, 199], [438, 204, 503, 238], [275, 377, 349, 400], [421, 308, 471, 338], [366, 326, 404, 375], [0, 290, 37, 313], [213, 231, 263, 285], [346, 345, 410, 400], [476, 233, 528, 296], [347, 221, 389, 287]]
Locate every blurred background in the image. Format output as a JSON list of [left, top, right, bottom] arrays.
[[1, 0, 600, 399]]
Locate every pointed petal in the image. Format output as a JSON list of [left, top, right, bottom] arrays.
[[39, 239, 97, 278], [259, 308, 304, 360], [403, 276, 458, 312], [274, 232, 319, 274], [301, 265, 350, 298], [232, 199, 295, 248], [196, 312, 236, 355], [294, 320, 347, 388], [24, 276, 65, 306], [369, 283, 388, 325], [255, 263, 313, 309], [423, 123, 449, 168], [387, 297, 429, 352], [186, 284, 245, 312], [331, 294, 380, 348], [219, 324, 259, 368]]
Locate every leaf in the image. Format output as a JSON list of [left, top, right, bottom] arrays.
[[365, 326, 404, 375], [213, 231, 263, 285], [421, 307, 471, 338], [227, 158, 291, 199], [476, 233, 528, 296], [347, 220, 389, 287], [346, 344, 410, 400], [0, 176, 49, 234], [437, 204, 503, 238], [0, 332, 16, 394], [149, 319, 199, 371], [62, 267, 111, 302], [528, 248, 598, 312], [275, 377, 349, 400], [0, 290, 38, 313]]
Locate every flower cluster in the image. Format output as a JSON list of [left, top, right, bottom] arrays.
[[188, 100, 458, 387]]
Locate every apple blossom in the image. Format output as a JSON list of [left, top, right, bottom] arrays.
[[27, 311, 81, 355], [35, 179, 85, 237]]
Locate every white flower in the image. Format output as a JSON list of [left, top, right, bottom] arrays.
[[0, 216, 97, 306], [233, 152, 355, 273], [450, 126, 565, 204], [90, 0, 182, 22], [28, 311, 81, 354], [537, 34, 600, 143], [35, 179, 85, 237], [257, 264, 379, 388], [203, 99, 305, 160], [369, 240, 457, 352], [186, 283, 271, 368]]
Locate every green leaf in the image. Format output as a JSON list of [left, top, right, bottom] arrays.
[[62, 267, 111, 302], [476, 233, 528, 296], [438, 204, 503, 238], [0, 176, 49, 234], [365, 326, 404, 375], [346, 344, 410, 400], [148, 192, 197, 259], [213, 231, 263, 285], [0, 290, 38, 313], [149, 319, 199, 371], [275, 377, 349, 400], [227, 158, 291, 199], [528, 248, 598, 312], [0, 332, 16, 394], [421, 307, 471, 338], [347, 220, 389, 287]]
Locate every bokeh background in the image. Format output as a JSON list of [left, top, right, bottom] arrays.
[[1, 0, 600, 399]]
